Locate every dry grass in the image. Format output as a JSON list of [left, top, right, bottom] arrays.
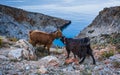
[[0, 37, 2, 47], [112, 61, 120, 68], [94, 44, 116, 60], [9, 37, 18, 42]]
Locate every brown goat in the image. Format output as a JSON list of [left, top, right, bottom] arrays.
[[29, 29, 62, 54]]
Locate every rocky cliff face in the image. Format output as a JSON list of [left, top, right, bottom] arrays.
[[0, 4, 71, 40], [77, 6, 120, 44]]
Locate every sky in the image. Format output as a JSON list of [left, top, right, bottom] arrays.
[[1, 0, 120, 21]]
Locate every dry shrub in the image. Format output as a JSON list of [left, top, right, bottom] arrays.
[[0, 37, 2, 47], [112, 61, 120, 68], [35, 46, 49, 57], [117, 49, 120, 54], [101, 45, 115, 58], [9, 38, 18, 42], [94, 44, 116, 60]]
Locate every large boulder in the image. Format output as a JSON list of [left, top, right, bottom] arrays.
[[8, 48, 23, 61], [9, 39, 37, 60], [39, 56, 60, 66]]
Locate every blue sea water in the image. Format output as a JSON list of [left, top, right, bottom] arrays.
[[53, 17, 94, 47], [1, 0, 119, 47]]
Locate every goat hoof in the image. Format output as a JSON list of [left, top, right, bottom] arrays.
[[79, 62, 83, 64], [47, 52, 50, 55], [93, 62, 96, 65]]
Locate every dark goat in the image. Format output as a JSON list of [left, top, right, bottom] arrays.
[[60, 36, 96, 64]]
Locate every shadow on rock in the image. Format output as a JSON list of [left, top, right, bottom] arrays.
[[35, 46, 49, 58]]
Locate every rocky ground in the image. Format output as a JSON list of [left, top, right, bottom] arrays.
[[0, 37, 120, 75]]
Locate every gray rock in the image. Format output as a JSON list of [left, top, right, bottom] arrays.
[[15, 39, 37, 60], [37, 66, 48, 74], [25, 65, 31, 70], [8, 48, 23, 61], [109, 54, 120, 61], [7, 39, 37, 61], [50, 48, 64, 54], [39, 56, 60, 66], [0, 55, 9, 61], [62, 65, 74, 71], [0, 70, 2, 75]]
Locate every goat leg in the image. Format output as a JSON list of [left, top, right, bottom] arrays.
[[66, 49, 70, 59], [88, 48, 96, 65], [79, 55, 86, 64], [73, 54, 76, 58], [90, 54, 96, 65]]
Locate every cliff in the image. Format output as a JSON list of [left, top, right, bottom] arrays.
[[0, 4, 71, 40], [77, 6, 120, 45]]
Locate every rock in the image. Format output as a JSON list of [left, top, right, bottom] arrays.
[[94, 65, 104, 71], [15, 39, 37, 60], [7, 39, 37, 61], [79, 64, 85, 71], [109, 54, 120, 68], [116, 71, 120, 74], [0, 55, 9, 61], [8, 48, 23, 61], [39, 56, 60, 66], [15, 39, 34, 51], [63, 65, 74, 72], [103, 59, 111, 64], [37, 66, 48, 74], [0, 70, 2, 75], [50, 48, 64, 54], [0, 4, 71, 40], [109, 54, 120, 61], [25, 65, 31, 70], [65, 58, 79, 65]]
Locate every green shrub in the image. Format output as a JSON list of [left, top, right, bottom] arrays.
[[109, 33, 120, 45], [88, 30, 94, 33], [10, 59, 18, 62], [101, 50, 114, 58], [117, 49, 120, 54], [110, 37, 120, 44]]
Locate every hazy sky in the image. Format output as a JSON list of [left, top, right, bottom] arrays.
[[1, 0, 120, 20]]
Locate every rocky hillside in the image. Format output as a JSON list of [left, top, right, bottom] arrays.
[[0, 4, 71, 40], [77, 6, 120, 45], [0, 37, 120, 75]]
